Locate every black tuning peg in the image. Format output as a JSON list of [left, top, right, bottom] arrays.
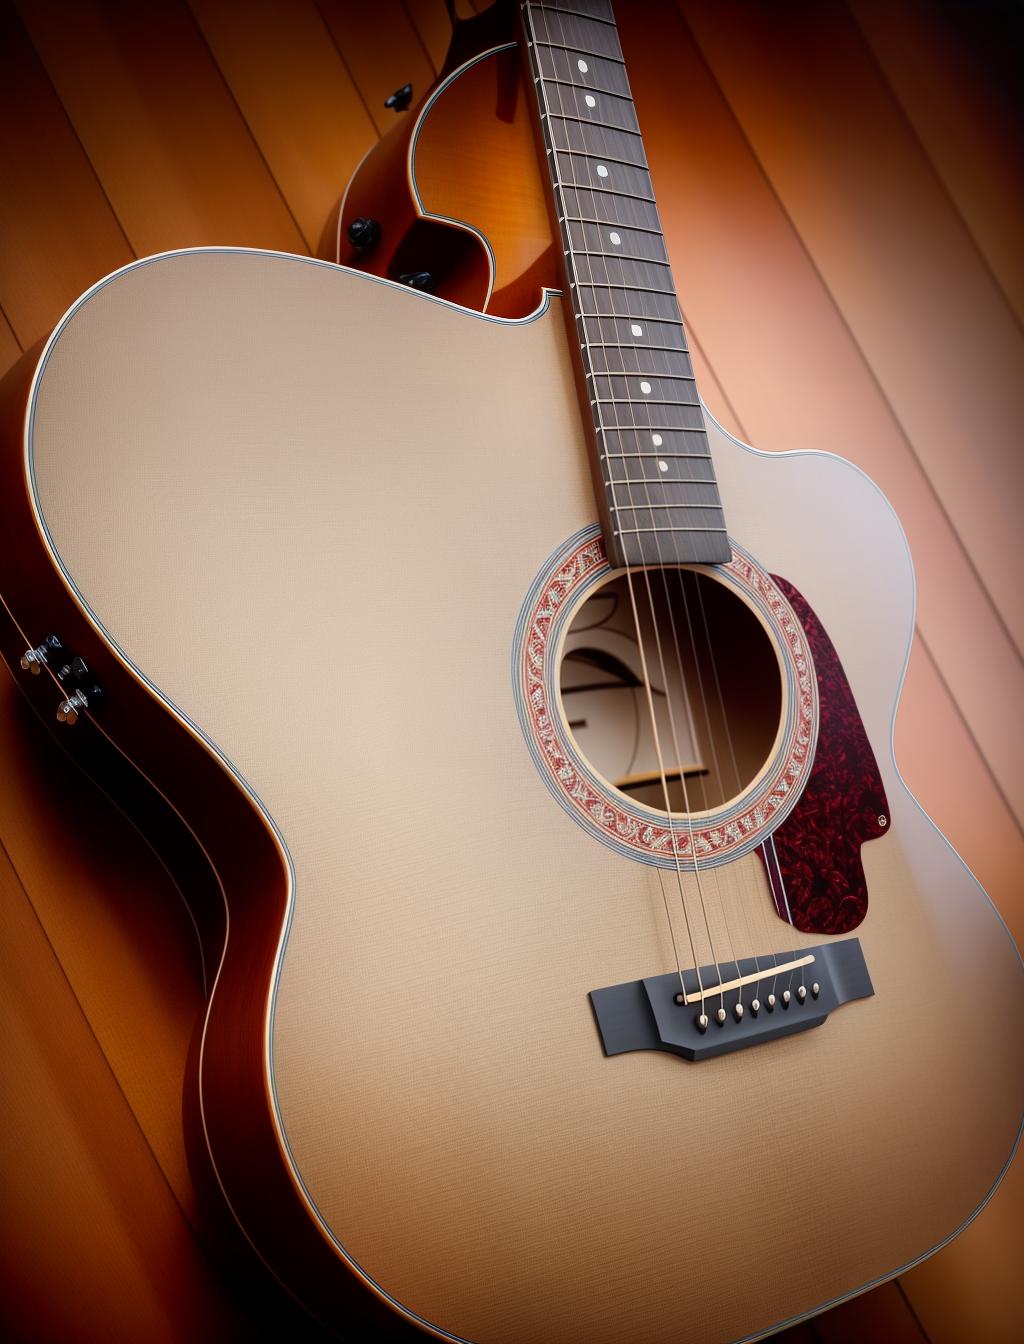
[[347, 217, 381, 252], [385, 83, 413, 113], [398, 271, 434, 291]]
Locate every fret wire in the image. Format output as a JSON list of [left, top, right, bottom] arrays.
[[534, 40, 626, 66], [533, 4, 618, 27], [586, 340, 692, 353], [616, 526, 729, 535], [594, 371, 696, 381], [609, 479, 714, 487], [611, 503, 724, 511], [546, 111, 641, 134], [556, 180, 657, 203], [580, 311, 683, 322], [542, 77, 634, 103], [556, 148, 650, 171], [598, 423, 705, 433], [572, 281, 677, 295], [592, 397, 701, 407], [562, 214, 663, 237], [605, 452, 712, 459], [571, 249, 671, 266]]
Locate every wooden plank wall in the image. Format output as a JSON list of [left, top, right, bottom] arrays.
[[0, 1, 1020, 1340]]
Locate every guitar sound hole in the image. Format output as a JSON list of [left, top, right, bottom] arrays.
[[559, 568, 783, 816]]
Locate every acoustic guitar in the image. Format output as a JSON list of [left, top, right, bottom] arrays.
[[1, 3, 1020, 1341]]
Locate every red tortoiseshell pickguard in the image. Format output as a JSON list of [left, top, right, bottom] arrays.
[[758, 577, 889, 935]]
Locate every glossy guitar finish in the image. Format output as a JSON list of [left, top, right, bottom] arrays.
[[1, 247, 1021, 1344]]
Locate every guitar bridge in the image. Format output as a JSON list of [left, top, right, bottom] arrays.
[[589, 939, 873, 1062]]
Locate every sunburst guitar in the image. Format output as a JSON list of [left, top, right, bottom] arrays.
[[0, 3, 1020, 1342]]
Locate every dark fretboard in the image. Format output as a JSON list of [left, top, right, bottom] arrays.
[[519, 0, 731, 568]]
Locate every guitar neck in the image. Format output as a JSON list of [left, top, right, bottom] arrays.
[[518, 0, 731, 568]]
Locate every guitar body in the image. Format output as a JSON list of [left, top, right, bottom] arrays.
[[1, 249, 1020, 1343]]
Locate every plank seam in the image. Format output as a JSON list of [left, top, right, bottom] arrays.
[[184, 0, 313, 254], [668, 0, 1024, 699]]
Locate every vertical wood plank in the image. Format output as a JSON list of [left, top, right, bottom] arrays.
[[0, 665, 205, 1220], [849, 0, 1024, 327], [316, 0, 437, 134], [900, 1155, 1024, 1344], [617, 0, 1024, 828], [813, 1280, 928, 1344], [0, 847, 254, 1343], [188, 0, 377, 250], [0, 4, 133, 349], [896, 640, 1024, 940], [402, 0, 454, 71], [15, 0, 307, 257], [0, 308, 24, 377], [677, 0, 1024, 662]]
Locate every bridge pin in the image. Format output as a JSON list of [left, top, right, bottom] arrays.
[[733, 1003, 744, 1022], [766, 993, 776, 1011], [797, 985, 807, 1003], [715, 1007, 727, 1026], [750, 998, 760, 1015], [674, 992, 685, 1006], [782, 990, 792, 1008], [696, 1013, 709, 1033], [812, 982, 820, 998]]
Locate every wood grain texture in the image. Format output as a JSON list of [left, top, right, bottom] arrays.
[[0, 4, 133, 348], [14, 0, 306, 257], [315, 0, 439, 135], [187, 0, 376, 251], [0, 1, 1020, 1339], [0, 830, 254, 1344], [624, 0, 1024, 832], [849, 0, 1024, 327], [676, 0, 1024, 675]]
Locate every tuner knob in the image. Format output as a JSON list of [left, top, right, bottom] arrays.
[[398, 271, 434, 291], [56, 693, 84, 726], [347, 217, 381, 252], [20, 634, 63, 674], [55, 683, 102, 726], [384, 83, 413, 113]]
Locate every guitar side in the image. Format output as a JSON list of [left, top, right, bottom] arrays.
[[1, 249, 1020, 1344]]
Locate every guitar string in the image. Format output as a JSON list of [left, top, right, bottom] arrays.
[[547, 3, 741, 1001], [548, 0, 797, 1012], [524, 0, 707, 1005], [687, 570, 779, 1002], [538, 1, 730, 1012], [578, 0, 789, 1003], [538, 1, 716, 1005]]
